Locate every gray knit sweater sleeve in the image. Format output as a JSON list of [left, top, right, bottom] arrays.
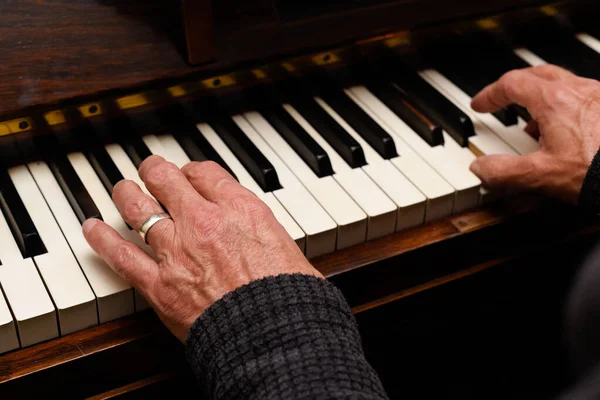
[[184, 274, 388, 400]]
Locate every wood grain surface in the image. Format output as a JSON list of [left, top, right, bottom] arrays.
[[0, 0, 576, 119], [0, 0, 203, 117]]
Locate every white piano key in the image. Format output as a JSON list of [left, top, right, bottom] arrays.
[[234, 115, 349, 255], [514, 48, 547, 67], [283, 104, 397, 240], [155, 134, 193, 168], [244, 111, 372, 251], [105, 143, 154, 200], [258, 192, 307, 254], [9, 165, 97, 335], [0, 202, 57, 347], [194, 121, 320, 253], [0, 260, 57, 348], [0, 288, 18, 354], [307, 98, 428, 230], [577, 33, 600, 54], [63, 153, 136, 322], [344, 88, 481, 213], [342, 88, 455, 221], [418, 69, 519, 157], [417, 70, 539, 156], [363, 160, 427, 230]]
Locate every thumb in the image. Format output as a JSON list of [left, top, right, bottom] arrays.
[[470, 153, 542, 192]]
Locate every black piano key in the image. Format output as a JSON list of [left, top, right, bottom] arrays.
[[29, 115, 103, 223], [85, 145, 125, 195], [0, 169, 46, 258], [154, 104, 238, 181], [508, 16, 600, 80], [198, 103, 281, 192], [120, 135, 152, 169], [535, 39, 600, 80], [434, 62, 518, 127], [180, 124, 239, 181], [260, 106, 335, 178], [375, 62, 475, 147], [106, 116, 152, 169], [61, 109, 125, 195], [515, 105, 532, 122], [315, 84, 398, 160], [466, 30, 531, 76], [243, 84, 335, 178], [289, 97, 367, 168], [493, 107, 518, 127], [366, 82, 444, 147], [33, 135, 102, 224], [49, 156, 102, 224], [175, 133, 208, 162]]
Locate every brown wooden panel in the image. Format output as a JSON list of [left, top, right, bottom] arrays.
[[0, 0, 206, 118], [213, 0, 554, 64], [182, 0, 217, 65], [0, 0, 584, 119]]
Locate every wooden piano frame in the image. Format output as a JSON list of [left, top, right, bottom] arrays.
[[1, 0, 600, 397]]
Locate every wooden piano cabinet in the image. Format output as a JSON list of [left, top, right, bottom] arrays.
[[183, 0, 558, 66], [0, 0, 582, 118], [1, 195, 599, 398], [181, 0, 218, 66]]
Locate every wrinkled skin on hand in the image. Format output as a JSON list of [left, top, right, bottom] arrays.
[[470, 64, 600, 204], [83, 157, 321, 342]]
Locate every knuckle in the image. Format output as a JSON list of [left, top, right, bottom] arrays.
[[536, 64, 560, 75], [199, 160, 223, 173], [190, 208, 222, 234], [145, 162, 177, 185], [123, 195, 151, 219], [185, 160, 227, 180], [228, 196, 271, 219], [582, 85, 600, 108], [180, 161, 203, 177], [548, 85, 573, 104], [500, 70, 521, 88], [113, 243, 137, 276]]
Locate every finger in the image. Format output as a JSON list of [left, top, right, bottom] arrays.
[[527, 64, 576, 82], [82, 218, 158, 292], [181, 161, 255, 203], [469, 152, 543, 192], [471, 70, 547, 117], [138, 155, 210, 218], [524, 119, 540, 139], [112, 180, 176, 250]]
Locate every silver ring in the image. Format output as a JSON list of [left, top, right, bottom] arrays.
[[139, 213, 172, 244]]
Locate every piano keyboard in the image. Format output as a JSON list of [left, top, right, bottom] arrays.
[[1, 25, 599, 354]]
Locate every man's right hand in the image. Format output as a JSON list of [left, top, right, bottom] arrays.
[[470, 64, 600, 204]]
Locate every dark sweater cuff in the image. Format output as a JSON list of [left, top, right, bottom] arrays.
[[579, 147, 600, 216], [184, 274, 388, 400]]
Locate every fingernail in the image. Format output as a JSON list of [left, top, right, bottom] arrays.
[[470, 160, 481, 176], [82, 218, 100, 235]]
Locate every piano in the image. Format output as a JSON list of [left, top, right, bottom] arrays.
[[1, 0, 600, 397]]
